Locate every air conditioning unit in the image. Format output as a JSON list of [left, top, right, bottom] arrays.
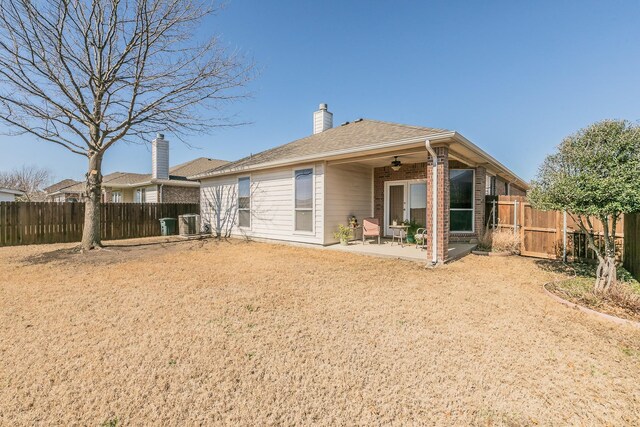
[[178, 214, 201, 236]]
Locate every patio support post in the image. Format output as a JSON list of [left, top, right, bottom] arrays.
[[426, 144, 449, 264]]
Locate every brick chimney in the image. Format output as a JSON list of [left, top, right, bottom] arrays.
[[152, 133, 169, 180], [313, 103, 333, 134]]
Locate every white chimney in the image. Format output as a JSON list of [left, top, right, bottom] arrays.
[[313, 103, 333, 134], [152, 133, 169, 180]]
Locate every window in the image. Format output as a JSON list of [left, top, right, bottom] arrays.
[[450, 169, 474, 232], [238, 177, 251, 228], [294, 168, 313, 232], [111, 191, 122, 203], [135, 188, 146, 203], [486, 175, 496, 196]]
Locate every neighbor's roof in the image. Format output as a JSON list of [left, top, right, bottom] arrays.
[[0, 187, 25, 195], [193, 119, 448, 179], [44, 179, 80, 194], [170, 157, 228, 178], [55, 157, 229, 193]]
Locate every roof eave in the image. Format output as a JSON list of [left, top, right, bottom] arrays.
[[450, 132, 529, 190], [102, 178, 199, 188]]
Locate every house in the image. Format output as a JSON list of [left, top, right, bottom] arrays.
[[43, 179, 82, 202], [193, 104, 528, 264], [0, 187, 25, 202], [45, 134, 227, 203]]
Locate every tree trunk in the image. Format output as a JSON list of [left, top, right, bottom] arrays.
[[81, 152, 103, 251], [594, 256, 617, 293]]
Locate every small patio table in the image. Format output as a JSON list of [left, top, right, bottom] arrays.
[[389, 224, 409, 247]]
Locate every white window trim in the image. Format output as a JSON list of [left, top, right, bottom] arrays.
[[450, 168, 475, 234], [237, 176, 251, 230], [135, 188, 146, 204], [293, 166, 315, 235], [111, 191, 122, 203], [485, 174, 497, 196]]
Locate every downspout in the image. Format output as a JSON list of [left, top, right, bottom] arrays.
[[425, 139, 438, 265]]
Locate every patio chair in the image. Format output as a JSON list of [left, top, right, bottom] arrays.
[[415, 227, 427, 250], [362, 217, 381, 244]]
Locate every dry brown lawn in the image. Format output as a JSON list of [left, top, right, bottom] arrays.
[[1, 237, 639, 426]]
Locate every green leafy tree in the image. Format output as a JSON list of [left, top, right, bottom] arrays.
[[529, 120, 640, 292]]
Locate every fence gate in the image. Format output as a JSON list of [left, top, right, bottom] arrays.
[[486, 195, 625, 262], [519, 201, 561, 259]]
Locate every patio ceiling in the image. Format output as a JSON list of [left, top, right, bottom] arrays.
[[324, 135, 527, 189]]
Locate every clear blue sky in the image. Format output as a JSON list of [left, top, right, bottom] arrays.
[[1, 0, 639, 182]]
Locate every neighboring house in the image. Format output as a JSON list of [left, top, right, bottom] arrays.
[[0, 187, 25, 202], [44, 179, 83, 202], [193, 104, 528, 264], [45, 135, 227, 204]]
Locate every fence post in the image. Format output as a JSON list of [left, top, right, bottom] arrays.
[[513, 200, 518, 237], [492, 200, 497, 229], [563, 211, 567, 262]]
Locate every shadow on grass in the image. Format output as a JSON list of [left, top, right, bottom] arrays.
[[534, 259, 596, 279], [21, 235, 227, 266]]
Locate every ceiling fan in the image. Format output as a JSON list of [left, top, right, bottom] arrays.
[[391, 156, 402, 171]]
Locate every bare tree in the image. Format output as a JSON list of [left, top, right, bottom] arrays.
[[0, 0, 253, 250], [0, 165, 52, 201], [203, 184, 237, 238]]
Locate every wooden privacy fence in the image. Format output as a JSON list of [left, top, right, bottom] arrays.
[[624, 213, 640, 280], [485, 195, 625, 262], [0, 202, 199, 246]]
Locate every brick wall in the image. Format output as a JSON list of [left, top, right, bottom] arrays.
[[162, 186, 200, 204], [509, 185, 527, 197], [494, 176, 527, 197]]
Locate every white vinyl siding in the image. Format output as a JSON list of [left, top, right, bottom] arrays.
[[0, 192, 16, 202], [200, 163, 324, 244], [324, 163, 373, 244]]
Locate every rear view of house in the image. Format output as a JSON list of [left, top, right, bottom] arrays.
[[193, 105, 527, 264]]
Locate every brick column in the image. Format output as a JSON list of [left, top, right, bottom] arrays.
[[426, 146, 449, 264]]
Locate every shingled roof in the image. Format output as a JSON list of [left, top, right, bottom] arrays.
[[44, 179, 80, 193], [194, 119, 449, 178], [50, 157, 228, 193]]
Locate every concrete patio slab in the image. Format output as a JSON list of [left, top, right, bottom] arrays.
[[326, 239, 476, 263]]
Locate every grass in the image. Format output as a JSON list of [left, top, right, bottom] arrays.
[[1, 237, 639, 425], [546, 263, 640, 322]]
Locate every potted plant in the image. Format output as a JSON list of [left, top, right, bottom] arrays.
[[333, 224, 353, 246], [404, 220, 422, 244], [392, 218, 398, 226], [348, 215, 358, 227]]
